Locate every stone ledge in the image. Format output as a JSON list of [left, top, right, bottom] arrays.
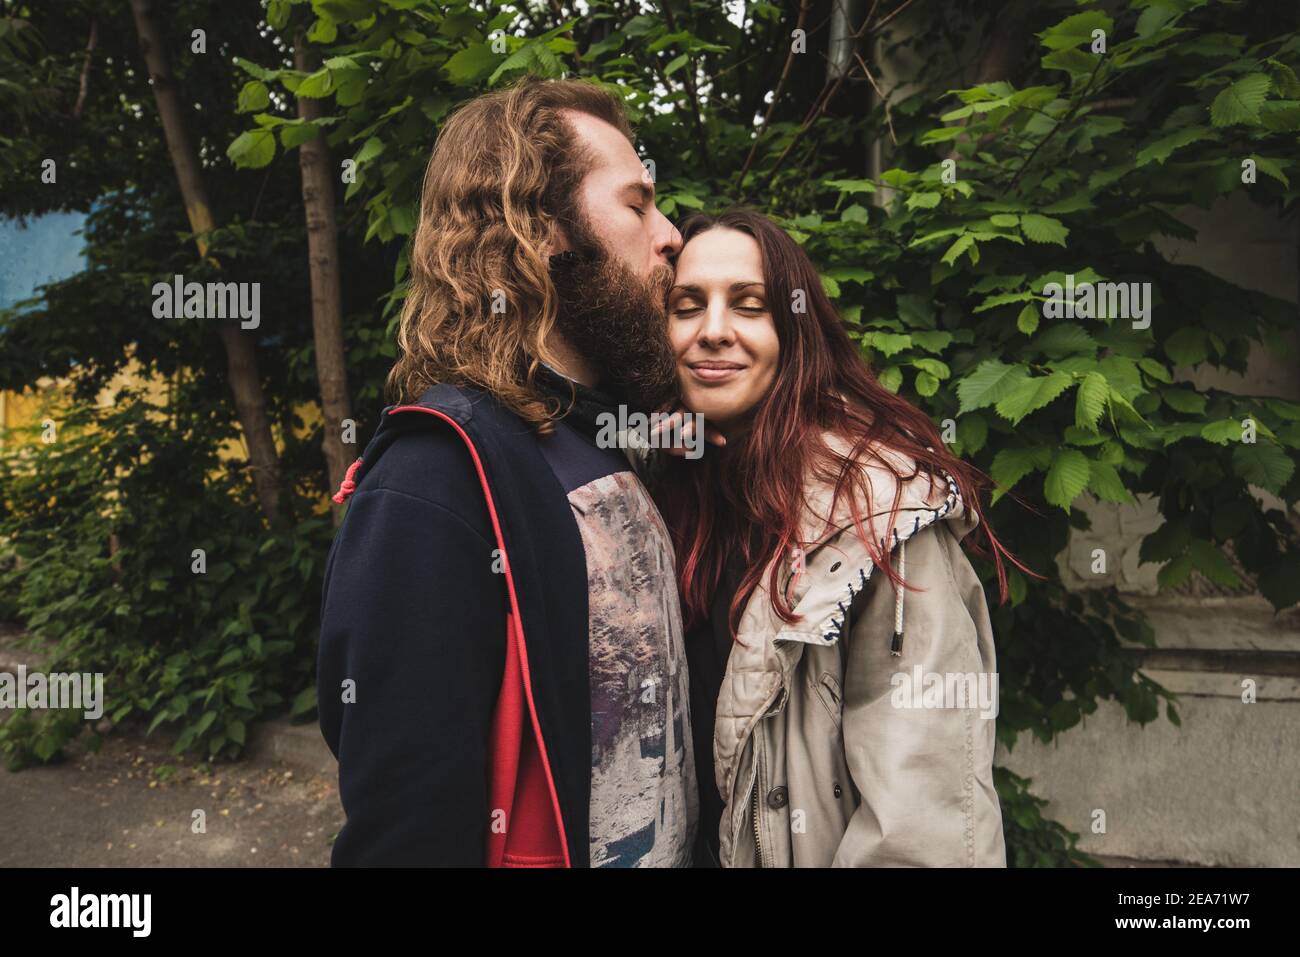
[[245, 716, 337, 779]]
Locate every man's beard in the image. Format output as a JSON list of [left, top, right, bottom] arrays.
[[548, 214, 679, 413]]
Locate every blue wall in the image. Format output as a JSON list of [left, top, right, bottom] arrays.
[[0, 211, 88, 312]]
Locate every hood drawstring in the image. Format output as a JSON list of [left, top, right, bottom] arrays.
[[332, 456, 364, 505], [889, 537, 906, 656]]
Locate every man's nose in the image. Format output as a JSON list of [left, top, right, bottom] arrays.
[[652, 208, 682, 262]]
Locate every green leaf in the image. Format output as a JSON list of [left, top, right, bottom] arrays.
[[1038, 11, 1113, 51], [1019, 214, 1069, 246], [1160, 387, 1206, 415], [1087, 459, 1134, 503], [354, 136, 385, 164], [233, 57, 278, 82], [193, 710, 218, 737], [296, 68, 333, 99], [861, 332, 912, 357], [280, 121, 321, 149], [1210, 73, 1271, 127], [1044, 449, 1091, 512], [974, 290, 1034, 313], [1016, 303, 1040, 335], [227, 129, 276, 169], [955, 414, 988, 455], [1258, 554, 1300, 610], [1164, 327, 1208, 366], [1141, 519, 1191, 564], [912, 357, 950, 379], [877, 366, 903, 393], [1032, 323, 1096, 358], [1186, 540, 1243, 589], [824, 178, 877, 194], [941, 234, 976, 265], [956, 360, 1029, 414], [1135, 126, 1210, 166], [915, 371, 939, 396], [445, 43, 499, 85], [1251, 156, 1291, 187], [906, 191, 941, 210], [1231, 442, 1295, 494], [994, 372, 1074, 424], [1201, 419, 1244, 445], [990, 446, 1050, 501], [841, 203, 870, 223], [1137, 357, 1172, 383], [1158, 554, 1194, 589], [237, 81, 270, 113], [1075, 372, 1108, 431], [291, 686, 318, 718]]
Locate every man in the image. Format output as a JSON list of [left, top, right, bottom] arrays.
[[318, 76, 699, 867]]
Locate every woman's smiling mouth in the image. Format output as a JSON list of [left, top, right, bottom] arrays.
[[686, 359, 747, 383]]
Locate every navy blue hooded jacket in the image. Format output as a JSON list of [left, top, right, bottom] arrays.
[[317, 383, 594, 867]]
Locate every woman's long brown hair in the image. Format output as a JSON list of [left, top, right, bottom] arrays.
[[655, 208, 1040, 639]]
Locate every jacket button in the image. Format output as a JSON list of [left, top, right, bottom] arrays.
[[767, 786, 788, 809], [833, 783, 843, 798]]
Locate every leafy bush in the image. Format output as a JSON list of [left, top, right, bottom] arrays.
[[0, 391, 328, 769]]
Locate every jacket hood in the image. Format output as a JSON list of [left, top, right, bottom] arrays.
[[777, 431, 977, 652]]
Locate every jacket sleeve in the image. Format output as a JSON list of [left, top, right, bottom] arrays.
[[317, 448, 506, 866], [832, 521, 1006, 867]]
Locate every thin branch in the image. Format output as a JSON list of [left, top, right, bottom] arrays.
[[660, 0, 712, 175], [1088, 97, 1136, 112], [1002, 56, 1105, 196], [868, 0, 920, 34], [72, 17, 98, 119], [760, 62, 854, 194], [854, 49, 895, 146], [737, 0, 811, 186]]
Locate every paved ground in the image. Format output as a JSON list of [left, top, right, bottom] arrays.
[[0, 718, 343, 867]]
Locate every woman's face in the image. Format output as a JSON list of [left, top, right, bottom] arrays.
[[667, 227, 780, 432]]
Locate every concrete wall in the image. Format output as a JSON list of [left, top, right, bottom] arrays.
[[997, 194, 1300, 867]]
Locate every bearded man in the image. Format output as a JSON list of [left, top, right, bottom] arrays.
[[318, 77, 699, 868]]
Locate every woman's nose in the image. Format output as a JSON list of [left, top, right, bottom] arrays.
[[699, 303, 735, 345]]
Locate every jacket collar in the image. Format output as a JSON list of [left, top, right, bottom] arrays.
[[772, 431, 975, 649]]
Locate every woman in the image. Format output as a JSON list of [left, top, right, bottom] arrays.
[[653, 209, 1034, 868]]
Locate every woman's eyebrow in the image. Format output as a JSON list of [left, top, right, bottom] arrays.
[[669, 280, 766, 295]]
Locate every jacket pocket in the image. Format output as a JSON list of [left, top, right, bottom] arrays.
[[808, 670, 843, 729]]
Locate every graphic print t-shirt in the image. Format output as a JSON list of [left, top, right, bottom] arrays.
[[537, 418, 699, 868]]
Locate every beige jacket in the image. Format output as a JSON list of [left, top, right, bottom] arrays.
[[713, 438, 1007, 867]]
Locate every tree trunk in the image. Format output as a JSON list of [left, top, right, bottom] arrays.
[[294, 28, 353, 526], [128, 0, 282, 524]]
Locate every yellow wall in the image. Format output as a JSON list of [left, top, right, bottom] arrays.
[[0, 360, 330, 513]]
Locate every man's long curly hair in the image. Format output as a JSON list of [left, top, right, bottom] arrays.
[[386, 76, 635, 432]]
